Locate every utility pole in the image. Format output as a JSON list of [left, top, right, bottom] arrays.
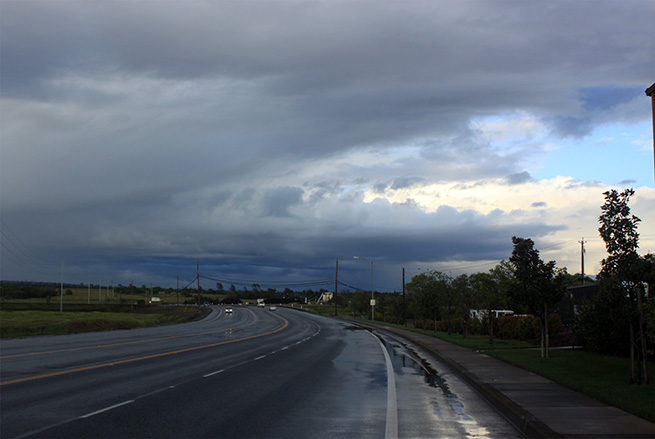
[[99, 280, 101, 303], [579, 238, 587, 285], [60, 261, 64, 312], [197, 259, 201, 307], [334, 258, 339, 316], [88, 282, 91, 305], [402, 267, 406, 326], [177, 275, 180, 307]]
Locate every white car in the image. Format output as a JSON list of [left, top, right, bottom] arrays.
[[269, 306, 277, 311]]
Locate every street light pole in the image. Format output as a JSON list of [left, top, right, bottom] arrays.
[[354, 256, 374, 321]]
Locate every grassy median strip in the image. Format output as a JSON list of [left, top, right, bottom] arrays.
[[0, 307, 207, 338]]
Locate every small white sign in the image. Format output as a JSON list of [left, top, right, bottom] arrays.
[[370, 299, 376, 306]]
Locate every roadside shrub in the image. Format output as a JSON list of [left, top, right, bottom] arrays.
[[517, 315, 540, 339], [548, 313, 563, 335], [467, 317, 483, 335], [497, 316, 519, 339], [434, 318, 465, 333], [575, 289, 630, 356]]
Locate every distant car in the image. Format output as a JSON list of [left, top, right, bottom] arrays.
[[225, 308, 233, 314], [269, 306, 277, 311]]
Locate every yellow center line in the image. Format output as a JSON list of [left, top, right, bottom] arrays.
[[0, 308, 259, 360], [0, 309, 288, 387]]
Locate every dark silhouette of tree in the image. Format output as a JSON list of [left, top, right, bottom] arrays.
[[406, 270, 449, 331], [452, 274, 475, 338], [598, 188, 652, 384], [470, 262, 511, 345], [509, 237, 566, 358]]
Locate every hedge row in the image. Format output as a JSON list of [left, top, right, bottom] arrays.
[[413, 314, 563, 341]]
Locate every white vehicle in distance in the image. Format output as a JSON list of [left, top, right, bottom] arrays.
[[269, 306, 277, 311]]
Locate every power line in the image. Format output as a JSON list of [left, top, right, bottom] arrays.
[[200, 273, 332, 289]]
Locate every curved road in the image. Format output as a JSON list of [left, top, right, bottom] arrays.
[[1, 306, 521, 438]]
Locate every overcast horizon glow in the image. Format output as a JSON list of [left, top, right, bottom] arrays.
[[1, 0, 654, 292]]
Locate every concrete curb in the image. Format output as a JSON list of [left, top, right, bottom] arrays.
[[350, 320, 563, 438]]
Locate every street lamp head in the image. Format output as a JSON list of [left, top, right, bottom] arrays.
[[353, 256, 360, 259]]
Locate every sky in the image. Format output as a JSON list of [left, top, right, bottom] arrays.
[[1, 0, 654, 293]]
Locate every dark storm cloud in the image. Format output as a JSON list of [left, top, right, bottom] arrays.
[[262, 187, 304, 217], [1, 0, 653, 287]]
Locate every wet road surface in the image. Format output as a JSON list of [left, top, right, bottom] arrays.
[[1, 306, 521, 438]]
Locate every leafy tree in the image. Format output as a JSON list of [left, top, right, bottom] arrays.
[[441, 274, 456, 335], [575, 287, 631, 356], [470, 263, 511, 345], [451, 274, 475, 338], [598, 188, 652, 384], [350, 291, 370, 317], [509, 237, 566, 358], [406, 270, 449, 331]]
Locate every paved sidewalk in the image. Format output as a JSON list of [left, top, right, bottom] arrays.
[[355, 320, 655, 439]]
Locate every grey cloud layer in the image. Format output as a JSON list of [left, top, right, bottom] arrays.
[[1, 0, 653, 287]]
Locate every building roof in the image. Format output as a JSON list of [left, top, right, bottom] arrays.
[[646, 83, 655, 96]]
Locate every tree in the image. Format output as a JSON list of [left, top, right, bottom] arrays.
[[451, 274, 475, 338], [470, 263, 511, 345], [406, 270, 449, 331], [598, 188, 651, 384], [509, 237, 566, 358], [351, 291, 370, 317]]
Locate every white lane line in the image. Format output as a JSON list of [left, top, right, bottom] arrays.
[[254, 355, 266, 360], [80, 400, 134, 419], [203, 369, 225, 377], [368, 332, 399, 439]]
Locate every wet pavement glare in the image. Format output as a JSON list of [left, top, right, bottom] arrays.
[[380, 332, 523, 439]]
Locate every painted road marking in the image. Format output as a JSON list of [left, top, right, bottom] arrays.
[[0, 310, 288, 387], [368, 331, 398, 439], [0, 310, 259, 360], [203, 369, 225, 377], [80, 400, 134, 419]]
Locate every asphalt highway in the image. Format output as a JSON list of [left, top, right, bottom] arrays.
[[1, 306, 521, 438]]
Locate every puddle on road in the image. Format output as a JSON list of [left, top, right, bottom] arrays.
[[386, 337, 496, 438]]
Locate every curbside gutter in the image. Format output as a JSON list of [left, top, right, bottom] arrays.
[[348, 319, 563, 439]]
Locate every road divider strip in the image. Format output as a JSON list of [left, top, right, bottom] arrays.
[[0, 309, 288, 387], [1, 308, 259, 360]]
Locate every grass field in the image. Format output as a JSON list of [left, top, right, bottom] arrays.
[[3, 286, 223, 306], [487, 348, 655, 422], [0, 305, 208, 338]]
